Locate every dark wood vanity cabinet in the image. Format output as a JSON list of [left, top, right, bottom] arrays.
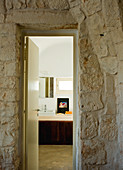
[[39, 121, 73, 145]]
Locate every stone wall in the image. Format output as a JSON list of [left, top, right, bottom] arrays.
[[0, 0, 123, 169]]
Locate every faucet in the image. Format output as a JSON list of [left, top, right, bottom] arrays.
[[44, 104, 47, 112]]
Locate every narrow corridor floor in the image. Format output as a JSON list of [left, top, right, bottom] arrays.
[[39, 145, 73, 170]]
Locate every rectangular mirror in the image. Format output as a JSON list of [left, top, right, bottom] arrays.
[[39, 77, 54, 98]]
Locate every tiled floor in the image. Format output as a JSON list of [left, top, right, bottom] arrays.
[[39, 145, 73, 170]]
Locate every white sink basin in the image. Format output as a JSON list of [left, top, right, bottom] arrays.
[[38, 111, 55, 116]]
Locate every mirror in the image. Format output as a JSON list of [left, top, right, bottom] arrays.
[[39, 77, 54, 98]]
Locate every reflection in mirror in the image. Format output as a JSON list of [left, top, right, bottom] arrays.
[[39, 77, 54, 98]]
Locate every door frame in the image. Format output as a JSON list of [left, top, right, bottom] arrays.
[[22, 29, 79, 170]]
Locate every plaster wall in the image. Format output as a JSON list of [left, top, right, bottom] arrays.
[[31, 37, 73, 77], [0, 0, 123, 169]]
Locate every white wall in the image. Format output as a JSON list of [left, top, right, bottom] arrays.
[[31, 37, 73, 77]]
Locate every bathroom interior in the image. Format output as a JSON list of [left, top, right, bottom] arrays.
[[29, 36, 73, 169]]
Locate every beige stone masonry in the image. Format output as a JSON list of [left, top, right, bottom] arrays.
[[48, 0, 69, 10], [0, 24, 16, 36], [0, 89, 18, 102], [0, 14, 4, 23], [0, 0, 123, 169], [0, 77, 19, 89], [70, 4, 85, 23], [102, 0, 122, 30], [118, 61, 123, 83], [5, 0, 70, 10], [105, 74, 115, 95], [0, 62, 5, 76], [82, 113, 98, 139], [119, 85, 123, 105], [99, 57, 118, 75], [6, 10, 76, 25], [82, 138, 106, 165], [105, 74, 116, 115], [5, 61, 19, 77], [1, 146, 19, 166], [79, 20, 88, 39], [80, 72, 103, 92], [0, 0, 5, 13], [82, 0, 102, 16], [0, 102, 19, 117], [68, 0, 81, 8], [0, 37, 16, 61], [100, 115, 118, 141], [110, 27, 123, 44], [106, 95, 116, 115], [115, 43, 123, 61], [80, 91, 103, 112]]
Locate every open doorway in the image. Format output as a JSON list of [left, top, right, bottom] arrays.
[[23, 31, 78, 170]]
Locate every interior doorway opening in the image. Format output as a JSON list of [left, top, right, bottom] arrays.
[[23, 30, 78, 170]]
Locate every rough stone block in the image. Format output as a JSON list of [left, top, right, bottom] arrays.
[[0, 14, 4, 23], [82, 0, 102, 16], [6, 0, 70, 10], [89, 32, 116, 58], [0, 62, 5, 76], [84, 165, 100, 170], [48, 0, 69, 10], [0, 129, 15, 147], [6, 10, 76, 25], [1, 116, 19, 130], [5, 62, 18, 76], [110, 27, 123, 44], [0, 117, 19, 147], [0, 77, 19, 89], [106, 36, 117, 57], [70, 5, 85, 23], [0, 101, 5, 111], [119, 85, 123, 104], [92, 35, 108, 58], [80, 91, 103, 112], [5, 0, 26, 10], [80, 72, 103, 92], [87, 12, 105, 36], [82, 114, 98, 139], [115, 43, 123, 61], [0, 37, 16, 61], [5, 0, 12, 10], [118, 61, 123, 83], [82, 139, 107, 165], [1, 146, 17, 164], [106, 95, 116, 115], [0, 89, 17, 102], [79, 37, 91, 53], [100, 115, 118, 141], [0, 24, 16, 36], [0, 0, 5, 13], [99, 57, 118, 74], [105, 74, 115, 95], [27, 0, 44, 8], [102, 0, 121, 30], [68, 0, 81, 8], [79, 20, 88, 39], [36, 0, 45, 8], [0, 102, 19, 117], [80, 54, 101, 74]]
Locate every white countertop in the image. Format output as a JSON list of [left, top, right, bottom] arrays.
[[38, 114, 73, 121]]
